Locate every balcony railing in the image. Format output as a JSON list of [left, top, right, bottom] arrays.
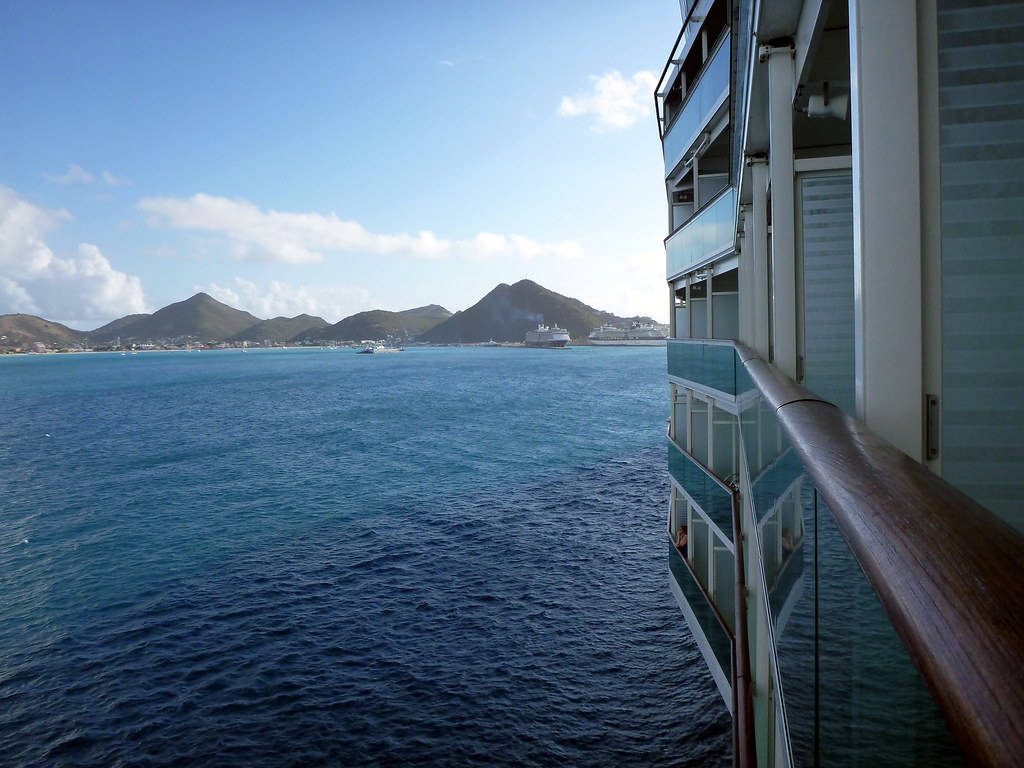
[[667, 336, 748, 396], [662, 31, 730, 178], [665, 186, 736, 280], [668, 541, 734, 684], [666, 337, 1024, 766], [668, 440, 734, 538]]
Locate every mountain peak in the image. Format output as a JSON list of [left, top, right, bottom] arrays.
[[510, 279, 540, 289], [419, 279, 615, 343], [95, 291, 260, 341]]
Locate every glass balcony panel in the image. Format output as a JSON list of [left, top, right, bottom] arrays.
[[671, 388, 688, 447], [669, 542, 733, 681], [690, 298, 709, 337], [678, 0, 697, 20], [662, 33, 731, 177], [689, 398, 709, 465], [692, 516, 710, 584], [713, 544, 736, 633], [711, 404, 737, 481], [711, 292, 739, 339], [666, 187, 737, 280], [698, 172, 729, 203], [815, 494, 964, 766], [667, 339, 737, 395], [737, 383, 964, 765], [668, 441, 734, 538], [674, 305, 689, 337], [672, 203, 694, 229]]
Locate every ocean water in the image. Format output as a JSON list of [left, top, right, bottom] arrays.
[[0, 347, 730, 767]]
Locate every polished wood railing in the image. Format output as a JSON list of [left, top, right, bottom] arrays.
[[734, 342, 1024, 767]]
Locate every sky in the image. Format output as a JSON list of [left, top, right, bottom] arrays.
[[0, 1, 681, 329]]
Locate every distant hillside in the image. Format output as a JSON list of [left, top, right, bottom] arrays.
[[3, 290, 657, 349], [230, 314, 328, 343], [90, 313, 151, 339], [398, 304, 451, 322], [105, 293, 260, 341], [317, 304, 452, 341], [418, 279, 630, 343], [0, 314, 88, 348]]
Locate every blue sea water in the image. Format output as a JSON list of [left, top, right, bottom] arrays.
[[0, 347, 730, 766]]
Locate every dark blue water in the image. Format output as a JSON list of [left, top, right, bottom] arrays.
[[0, 347, 730, 766]]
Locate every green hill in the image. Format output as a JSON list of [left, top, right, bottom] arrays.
[[230, 314, 328, 343], [317, 304, 451, 342], [107, 293, 260, 342], [0, 314, 89, 348], [418, 279, 625, 343], [89, 313, 152, 341]]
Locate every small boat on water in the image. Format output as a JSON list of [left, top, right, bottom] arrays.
[[357, 344, 401, 354]]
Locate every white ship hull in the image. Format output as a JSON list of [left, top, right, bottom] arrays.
[[525, 340, 570, 348], [588, 338, 667, 346]]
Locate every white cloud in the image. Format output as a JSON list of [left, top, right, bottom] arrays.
[[44, 163, 95, 185], [0, 276, 40, 314], [204, 277, 374, 323], [43, 164, 131, 188], [558, 70, 657, 130], [138, 194, 449, 264], [101, 170, 132, 187], [138, 193, 583, 266], [439, 59, 455, 67], [0, 186, 147, 328], [457, 232, 582, 261]]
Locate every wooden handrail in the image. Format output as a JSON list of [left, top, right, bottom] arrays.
[[734, 342, 1024, 767]]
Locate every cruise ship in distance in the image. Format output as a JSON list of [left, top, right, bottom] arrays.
[[587, 322, 667, 346], [524, 324, 570, 348], [657, 1, 1024, 766]]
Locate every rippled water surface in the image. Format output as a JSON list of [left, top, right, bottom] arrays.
[[0, 347, 729, 766]]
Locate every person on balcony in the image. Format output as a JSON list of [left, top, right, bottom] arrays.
[[675, 524, 688, 556]]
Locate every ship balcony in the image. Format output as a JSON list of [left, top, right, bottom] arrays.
[[661, 30, 730, 179], [665, 186, 736, 281], [668, 439, 734, 539], [668, 539, 734, 705], [667, 336, 749, 398], [663, 337, 1024, 765], [667, 436, 740, 708]]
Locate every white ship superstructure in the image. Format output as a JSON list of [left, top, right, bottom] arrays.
[[524, 324, 570, 348], [587, 323, 667, 346]]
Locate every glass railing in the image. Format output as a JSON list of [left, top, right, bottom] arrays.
[[678, 0, 697, 21], [662, 32, 730, 177], [665, 186, 736, 280], [668, 338, 739, 395], [667, 341, 966, 765], [668, 440, 734, 538], [669, 541, 733, 682], [737, 383, 963, 766]]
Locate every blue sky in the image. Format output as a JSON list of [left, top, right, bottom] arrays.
[[1, 1, 680, 328]]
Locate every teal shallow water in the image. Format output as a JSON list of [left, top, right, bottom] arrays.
[[0, 347, 729, 766]]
